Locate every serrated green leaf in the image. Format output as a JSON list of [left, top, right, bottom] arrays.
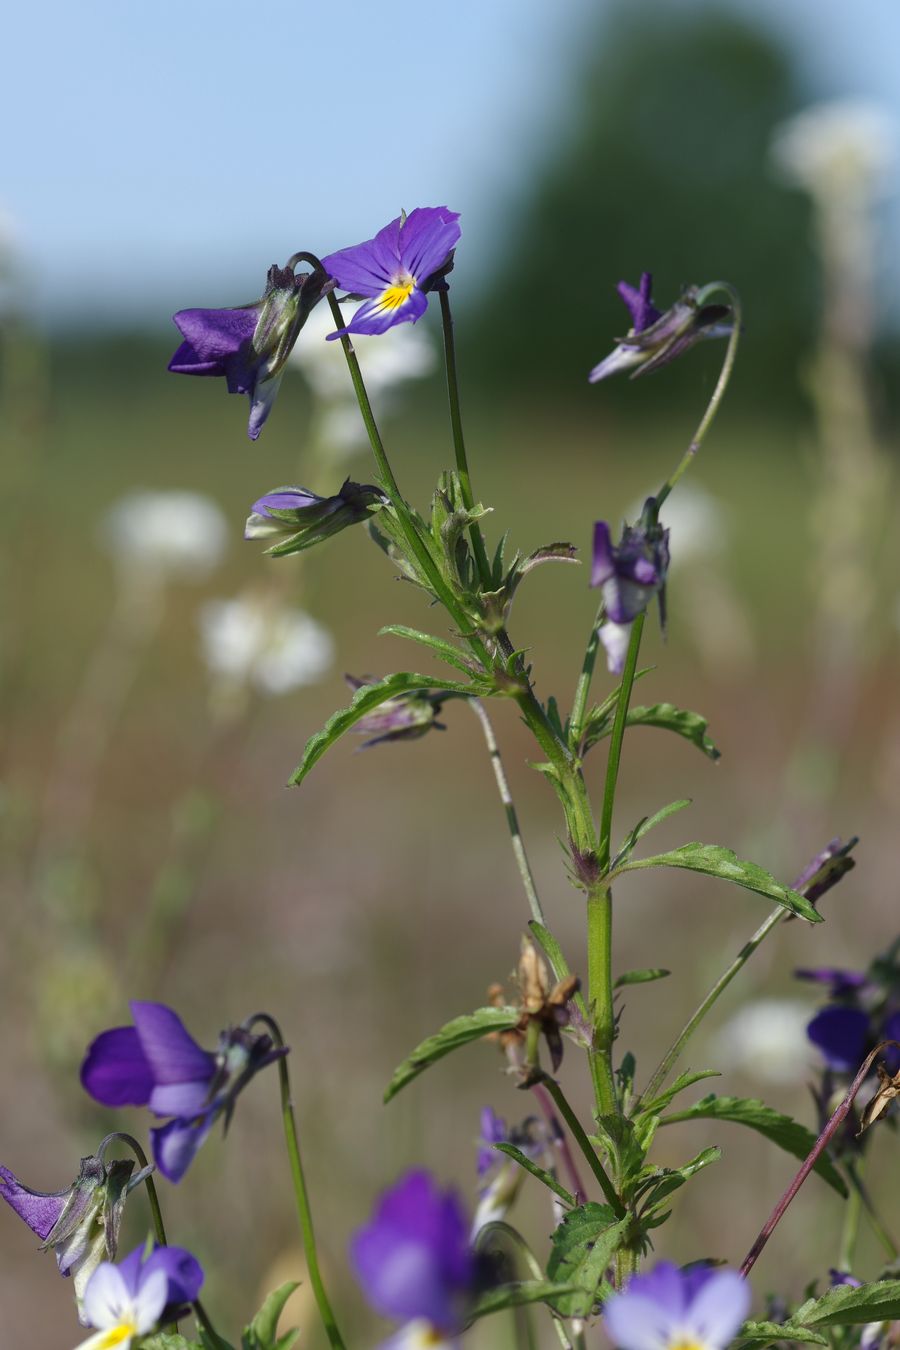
[[734, 1321, 828, 1346], [636, 1068, 721, 1117], [241, 1281, 300, 1350], [623, 703, 721, 759], [468, 1281, 584, 1320], [546, 1206, 629, 1316], [493, 1142, 576, 1207], [613, 844, 822, 922], [660, 1095, 846, 1196], [615, 968, 672, 989], [792, 1280, 900, 1327], [378, 626, 480, 678], [384, 1006, 519, 1103], [613, 799, 693, 867], [289, 673, 492, 786]]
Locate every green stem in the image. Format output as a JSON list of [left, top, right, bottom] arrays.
[[569, 606, 603, 751], [655, 282, 742, 510], [586, 886, 617, 1117], [845, 1159, 899, 1260], [439, 290, 492, 586], [641, 904, 785, 1104], [250, 1013, 346, 1350], [839, 1167, 863, 1272], [102, 1132, 168, 1246], [537, 1074, 625, 1217], [470, 698, 545, 925], [598, 615, 645, 870]]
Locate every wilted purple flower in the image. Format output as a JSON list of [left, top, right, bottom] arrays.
[[169, 261, 332, 439], [590, 512, 670, 674], [589, 274, 733, 384], [81, 1002, 284, 1182], [76, 1242, 203, 1347], [351, 1170, 475, 1340], [793, 837, 858, 907], [346, 676, 450, 749], [0, 1145, 147, 1305], [245, 479, 386, 557], [323, 207, 460, 338], [603, 1261, 751, 1350]]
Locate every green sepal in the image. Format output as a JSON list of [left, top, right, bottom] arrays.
[[546, 1205, 630, 1315], [612, 843, 822, 922], [384, 1006, 519, 1103], [377, 625, 481, 678], [468, 1281, 585, 1320], [791, 1280, 900, 1327], [660, 1095, 847, 1196], [241, 1282, 300, 1350], [289, 672, 493, 786], [492, 1142, 576, 1208], [612, 799, 692, 869], [734, 1323, 828, 1346], [615, 968, 671, 989]]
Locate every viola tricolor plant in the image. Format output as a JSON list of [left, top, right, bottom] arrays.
[[4, 203, 900, 1350]]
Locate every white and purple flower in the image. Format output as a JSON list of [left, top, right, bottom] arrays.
[[245, 480, 385, 556], [323, 207, 460, 339], [603, 1261, 750, 1350], [80, 1002, 285, 1182], [74, 1242, 203, 1349], [352, 1170, 475, 1347], [589, 273, 732, 385], [591, 513, 670, 674]]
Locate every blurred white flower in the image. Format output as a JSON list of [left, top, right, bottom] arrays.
[[629, 484, 728, 569], [101, 490, 228, 581], [199, 595, 334, 696], [771, 100, 896, 199], [713, 998, 816, 1086], [290, 303, 436, 402]]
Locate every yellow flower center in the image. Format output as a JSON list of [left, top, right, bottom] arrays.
[[97, 1323, 137, 1348], [670, 1339, 706, 1350], [378, 274, 416, 310]]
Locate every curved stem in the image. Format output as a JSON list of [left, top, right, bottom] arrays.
[[438, 290, 492, 586], [655, 282, 742, 510], [640, 905, 785, 1105], [249, 1013, 346, 1350], [100, 1132, 168, 1246], [537, 1074, 624, 1217], [474, 1220, 546, 1282], [469, 698, 545, 925]]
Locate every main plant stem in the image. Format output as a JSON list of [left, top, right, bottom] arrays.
[[537, 1074, 625, 1217], [250, 1013, 346, 1350], [439, 290, 492, 586]]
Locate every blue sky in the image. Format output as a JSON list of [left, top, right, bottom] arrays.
[[3, 0, 898, 326]]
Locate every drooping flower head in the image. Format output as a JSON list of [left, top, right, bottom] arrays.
[[245, 480, 386, 557], [346, 675, 451, 749], [0, 1141, 150, 1307], [351, 1170, 475, 1343], [323, 208, 460, 339], [591, 505, 670, 674], [80, 1002, 285, 1182], [75, 1242, 203, 1349], [603, 1261, 751, 1350], [589, 274, 732, 384], [169, 260, 332, 439]]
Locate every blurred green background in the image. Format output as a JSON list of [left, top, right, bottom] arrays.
[[2, 2, 900, 1346]]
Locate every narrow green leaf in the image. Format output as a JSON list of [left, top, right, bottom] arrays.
[[493, 1142, 576, 1207], [142, 1338, 206, 1350], [378, 625, 480, 678], [384, 1006, 519, 1103], [528, 921, 589, 1021], [613, 844, 823, 923], [636, 1068, 721, 1117], [792, 1280, 900, 1327], [615, 968, 672, 989], [734, 1322, 827, 1346], [613, 799, 692, 867], [242, 1282, 300, 1350], [637, 1145, 721, 1210], [469, 1281, 583, 1319], [660, 1095, 847, 1196], [574, 667, 655, 751], [624, 703, 721, 759], [289, 672, 492, 786], [546, 1207, 630, 1316]]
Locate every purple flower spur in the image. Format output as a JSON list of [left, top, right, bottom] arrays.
[[80, 1002, 285, 1182], [323, 207, 460, 338]]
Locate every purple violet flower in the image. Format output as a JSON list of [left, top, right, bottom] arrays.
[[76, 1242, 203, 1347], [351, 1170, 475, 1340], [603, 1261, 751, 1350], [477, 1108, 509, 1178], [589, 275, 733, 384], [80, 1003, 285, 1183], [245, 480, 386, 557], [169, 261, 332, 440], [322, 207, 461, 338], [590, 511, 670, 674]]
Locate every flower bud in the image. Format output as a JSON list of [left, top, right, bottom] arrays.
[[245, 479, 386, 556], [589, 272, 732, 384]]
